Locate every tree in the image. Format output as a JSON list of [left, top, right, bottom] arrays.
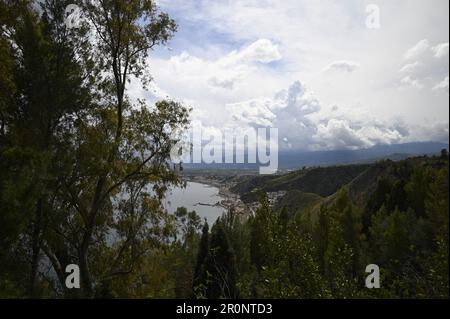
[[193, 220, 209, 298], [54, 0, 181, 296], [0, 0, 92, 297], [405, 167, 433, 218], [260, 217, 327, 299], [440, 148, 448, 160], [313, 205, 330, 273], [249, 194, 278, 272], [175, 207, 202, 249], [318, 187, 362, 298], [425, 165, 449, 297], [0, 0, 189, 298], [204, 222, 238, 299], [364, 177, 392, 232]]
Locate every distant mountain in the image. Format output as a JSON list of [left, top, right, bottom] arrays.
[[278, 141, 448, 169], [183, 141, 448, 170]]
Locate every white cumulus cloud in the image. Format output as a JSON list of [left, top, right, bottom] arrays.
[[399, 61, 420, 73], [432, 42, 449, 58], [232, 38, 282, 64], [227, 81, 410, 151], [400, 76, 424, 89], [404, 39, 430, 60], [399, 39, 449, 91], [433, 76, 449, 93]]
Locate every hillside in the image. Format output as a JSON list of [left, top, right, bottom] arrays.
[[232, 154, 449, 225], [232, 164, 370, 203], [240, 153, 449, 299], [274, 190, 323, 215]]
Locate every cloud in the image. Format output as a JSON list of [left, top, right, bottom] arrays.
[[324, 60, 360, 73], [432, 42, 449, 58], [226, 81, 321, 150], [155, 39, 281, 93], [400, 76, 424, 89], [208, 76, 240, 90], [232, 38, 282, 64], [148, 1, 449, 150], [433, 76, 449, 93], [315, 119, 368, 150], [146, 38, 287, 130], [405, 122, 449, 144], [313, 119, 404, 150], [227, 81, 409, 151], [399, 61, 420, 73], [203, 39, 281, 89], [312, 110, 407, 151], [399, 39, 449, 91], [404, 39, 430, 60]]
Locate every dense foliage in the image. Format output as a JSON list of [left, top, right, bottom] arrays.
[[0, 0, 188, 298], [188, 155, 448, 299]]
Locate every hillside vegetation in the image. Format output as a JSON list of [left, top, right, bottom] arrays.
[[232, 164, 370, 203], [198, 153, 449, 299]]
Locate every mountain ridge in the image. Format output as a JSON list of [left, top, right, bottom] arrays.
[[182, 141, 448, 170]]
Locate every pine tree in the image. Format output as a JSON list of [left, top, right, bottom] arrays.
[[313, 205, 330, 273], [425, 165, 449, 297], [193, 221, 209, 297], [204, 223, 238, 299], [250, 194, 277, 271]]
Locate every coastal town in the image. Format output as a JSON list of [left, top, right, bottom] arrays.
[[183, 171, 287, 219]]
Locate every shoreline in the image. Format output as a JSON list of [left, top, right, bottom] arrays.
[[184, 176, 249, 216]]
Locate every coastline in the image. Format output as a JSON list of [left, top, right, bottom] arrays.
[[183, 175, 249, 216]]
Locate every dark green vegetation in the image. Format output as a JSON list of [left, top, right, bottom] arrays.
[[232, 164, 370, 203], [190, 154, 448, 299], [0, 0, 448, 299], [0, 0, 188, 298]]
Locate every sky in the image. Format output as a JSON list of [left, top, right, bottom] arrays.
[[131, 0, 449, 151]]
